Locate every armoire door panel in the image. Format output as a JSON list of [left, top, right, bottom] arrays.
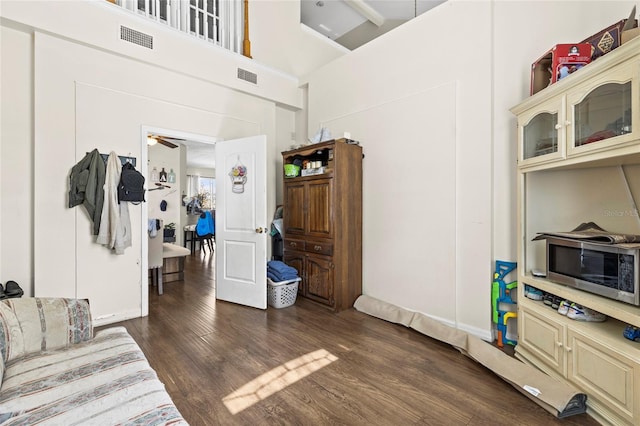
[[305, 255, 333, 306], [283, 251, 305, 295], [284, 183, 305, 235], [307, 180, 332, 237]]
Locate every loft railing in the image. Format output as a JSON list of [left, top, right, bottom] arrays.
[[113, 0, 250, 57]]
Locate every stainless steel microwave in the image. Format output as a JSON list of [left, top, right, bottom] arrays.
[[546, 237, 640, 306]]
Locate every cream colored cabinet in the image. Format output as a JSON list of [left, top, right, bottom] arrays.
[[512, 36, 640, 426], [516, 40, 640, 170], [518, 300, 639, 425], [517, 303, 566, 375], [567, 327, 637, 425]]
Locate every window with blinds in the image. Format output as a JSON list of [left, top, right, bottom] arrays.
[[117, 0, 243, 54]]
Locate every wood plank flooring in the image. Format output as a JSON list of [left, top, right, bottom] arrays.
[[103, 251, 599, 425]]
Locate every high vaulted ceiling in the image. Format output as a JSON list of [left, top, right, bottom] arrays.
[[301, 0, 446, 50]]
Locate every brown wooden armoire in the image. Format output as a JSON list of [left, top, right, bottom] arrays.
[[282, 138, 362, 311]]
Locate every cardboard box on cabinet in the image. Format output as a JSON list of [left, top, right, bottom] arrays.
[[582, 8, 638, 56], [622, 27, 640, 44], [580, 20, 626, 59], [530, 43, 592, 96], [621, 7, 639, 45]]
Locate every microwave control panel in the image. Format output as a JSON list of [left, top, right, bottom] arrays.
[[619, 254, 635, 293]]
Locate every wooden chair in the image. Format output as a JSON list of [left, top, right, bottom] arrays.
[[148, 221, 164, 295]]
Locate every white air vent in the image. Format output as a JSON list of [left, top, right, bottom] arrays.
[[120, 26, 153, 49], [237, 68, 258, 84]]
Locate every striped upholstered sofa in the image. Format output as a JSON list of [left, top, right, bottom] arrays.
[[0, 298, 187, 425]]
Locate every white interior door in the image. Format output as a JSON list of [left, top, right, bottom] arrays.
[[215, 135, 267, 309]]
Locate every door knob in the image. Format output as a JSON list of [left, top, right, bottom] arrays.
[[255, 227, 264, 233]]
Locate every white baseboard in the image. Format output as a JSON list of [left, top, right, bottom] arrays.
[[93, 309, 144, 327], [392, 304, 494, 342], [457, 322, 493, 342]]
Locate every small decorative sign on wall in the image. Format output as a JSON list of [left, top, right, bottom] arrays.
[[229, 157, 248, 194]]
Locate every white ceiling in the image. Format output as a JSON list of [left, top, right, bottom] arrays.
[[301, 0, 446, 49], [150, 136, 216, 170]]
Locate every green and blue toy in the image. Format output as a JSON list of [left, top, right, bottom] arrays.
[[492, 260, 518, 347]]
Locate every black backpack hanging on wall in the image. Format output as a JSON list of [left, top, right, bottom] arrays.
[[118, 162, 146, 203]]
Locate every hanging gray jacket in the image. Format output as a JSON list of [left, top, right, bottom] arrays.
[[69, 149, 106, 235]]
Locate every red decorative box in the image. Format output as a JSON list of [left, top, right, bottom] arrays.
[[530, 43, 592, 95]]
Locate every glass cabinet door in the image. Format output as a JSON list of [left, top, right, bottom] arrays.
[[518, 96, 565, 166], [573, 81, 632, 148], [523, 112, 559, 159]]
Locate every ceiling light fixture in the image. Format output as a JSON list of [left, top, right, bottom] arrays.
[[147, 136, 157, 146]]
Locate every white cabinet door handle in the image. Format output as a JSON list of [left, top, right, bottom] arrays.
[[555, 124, 562, 130]]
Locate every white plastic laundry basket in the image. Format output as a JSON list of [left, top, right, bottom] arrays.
[[267, 277, 301, 308]]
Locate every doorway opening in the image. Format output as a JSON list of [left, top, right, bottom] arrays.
[[141, 125, 218, 316]]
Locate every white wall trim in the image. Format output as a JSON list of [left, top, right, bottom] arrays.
[[93, 308, 143, 327], [457, 322, 493, 343]]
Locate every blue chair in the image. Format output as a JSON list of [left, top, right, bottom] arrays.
[[195, 210, 215, 252]]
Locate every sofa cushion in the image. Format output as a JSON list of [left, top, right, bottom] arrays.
[[0, 302, 25, 365], [0, 300, 22, 387], [4, 298, 93, 356], [0, 326, 187, 425]]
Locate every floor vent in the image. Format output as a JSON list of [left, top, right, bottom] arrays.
[[120, 26, 153, 49], [237, 68, 258, 84]]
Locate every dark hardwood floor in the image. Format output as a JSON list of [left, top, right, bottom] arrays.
[[103, 251, 598, 425]]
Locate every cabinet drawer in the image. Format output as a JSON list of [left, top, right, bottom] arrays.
[[285, 238, 305, 251], [305, 241, 333, 256]]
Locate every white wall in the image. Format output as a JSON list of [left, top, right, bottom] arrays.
[[304, 0, 493, 337], [0, 1, 296, 323], [274, 106, 297, 207], [0, 26, 33, 296], [1, 1, 302, 107], [148, 144, 183, 245], [250, 0, 348, 77], [304, 0, 636, 338], [492, 0, 637, 261], [2, 0, 635, 333], [33, 32, 274, 323]]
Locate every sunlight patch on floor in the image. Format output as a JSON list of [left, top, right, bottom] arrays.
[[223, 349, 338, 414]]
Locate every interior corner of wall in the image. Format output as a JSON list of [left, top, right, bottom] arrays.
[[457, 322, 493, 342]]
